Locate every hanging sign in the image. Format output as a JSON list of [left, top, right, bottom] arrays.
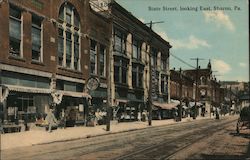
[[86, 77, 100, 91]]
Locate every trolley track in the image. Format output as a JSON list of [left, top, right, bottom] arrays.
[[113, 119, 236, 160], [2, 117, 237, 160]]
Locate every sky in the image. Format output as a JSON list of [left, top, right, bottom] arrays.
[[115, 0, 249, 82]]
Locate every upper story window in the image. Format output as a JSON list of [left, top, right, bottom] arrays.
[[114, 29, 126, 55], [132, 64, 143, 88], [90, 40, 97, 75], [100, 45, 106, 77], [132, 38, 141, 61], [161, 74, 168, 94], [200, 76, 207, 85], [9, 5, 22, 57], [59, 3, 80, 28], [161, 56, 167, 70], [31, 15, 42, 62], [151, 48, 158, 68], [57, 3, 81, 71], [114, 58, 128, 84]]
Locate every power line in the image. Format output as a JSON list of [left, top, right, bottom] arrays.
[[170, 53, 196, 69]]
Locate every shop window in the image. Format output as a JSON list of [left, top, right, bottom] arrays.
[[32, 15, 42, 62], [7, 94, 35, 123], [90, 40, 97, 75], [9, 5, 22, 57], [57, 3, 81, 70]]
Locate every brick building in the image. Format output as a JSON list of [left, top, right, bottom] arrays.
[[0, 0, 110, 127], [107, 1, 172, 121], [183, 61, 222, 117]]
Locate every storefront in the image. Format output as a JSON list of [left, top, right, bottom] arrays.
[[152, 101, 178, 120]]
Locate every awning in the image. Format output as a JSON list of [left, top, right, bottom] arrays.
[[116, 99, 128, 103], [59, 91, 91, 98], [5, 85, 51, 94], [153, 101, 178, 110]]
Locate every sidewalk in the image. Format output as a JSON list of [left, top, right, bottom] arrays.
[[0, 115, 224, 150]]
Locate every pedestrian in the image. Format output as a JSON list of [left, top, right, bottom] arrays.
[[45, 108, 58, 133], [0, 119, 4, 134], [137, 111, 141, 121]]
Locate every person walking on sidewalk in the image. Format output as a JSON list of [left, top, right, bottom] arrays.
[[45, 108, 58, 133]]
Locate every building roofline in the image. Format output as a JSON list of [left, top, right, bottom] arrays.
[[109, 0, 172, 48]]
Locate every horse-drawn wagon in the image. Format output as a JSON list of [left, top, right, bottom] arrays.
[[236, 106, 250, 134]]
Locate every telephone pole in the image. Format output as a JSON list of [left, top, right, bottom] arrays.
[[179, 68, 182, 121], [146, 21, 164, 29], [147, 20, 164, 126], [190, 58, 204, 119]]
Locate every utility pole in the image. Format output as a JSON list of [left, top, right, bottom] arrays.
[[190, 58, 204, 119], [179, 68, 182, 121], [229, 85, 232, 115], [146, 21, 164, 29], [147, 20, 164, 126], [106, 16, 113, 131]]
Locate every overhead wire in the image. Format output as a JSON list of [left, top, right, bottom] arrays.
[[170, 53, 196, 69]]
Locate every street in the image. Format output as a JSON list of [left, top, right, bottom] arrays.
[[1, 116, 250, 160]]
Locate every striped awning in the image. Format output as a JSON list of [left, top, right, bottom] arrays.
[[5, 85, 91, 98], [58, 91, 91, 98], [153, 101, 178, 110], [5, 85, 51, 94]]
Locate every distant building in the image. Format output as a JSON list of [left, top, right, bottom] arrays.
[[183, 60, 222, 117]]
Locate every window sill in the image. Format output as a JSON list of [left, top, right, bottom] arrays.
[[132, 59, 145, 66], [115, 83, 129, 89], [8, 55, 26, 62], [100, 76, 107, 80], [132, 87, 144, 92], [160, 93, 168, 96], [113, 52, 129, 60], [90, 73, 98, 77], [31, 60, 45, 66], [58, 66, 82, 74]]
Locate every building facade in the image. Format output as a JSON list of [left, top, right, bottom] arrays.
[[183, 61, 223, 117], [108, 1, 171, 121], [0, 0, 173, 129], [0, 0, 110, 127]]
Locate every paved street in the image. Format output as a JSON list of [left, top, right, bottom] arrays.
[[1, 116, 249, 160]]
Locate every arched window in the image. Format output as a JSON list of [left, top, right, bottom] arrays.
[[200, 76, 206, 85], [57, 3, 81, 70]]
